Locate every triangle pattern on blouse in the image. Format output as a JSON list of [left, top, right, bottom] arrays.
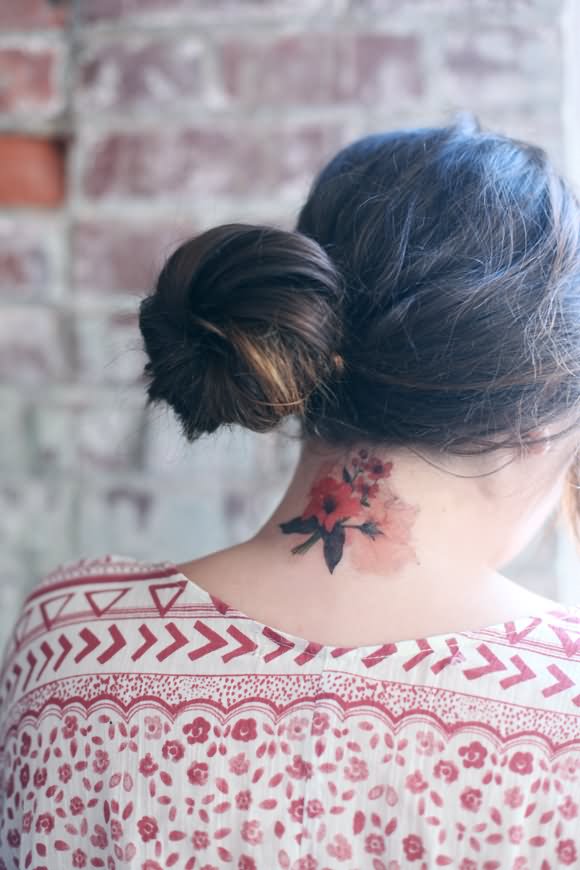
[[85, 588, 129, 617], [149, 581, 188, 617], [40, 593, 74, 630]]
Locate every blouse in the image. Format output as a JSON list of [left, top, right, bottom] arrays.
[[1, 554, 580, 870]]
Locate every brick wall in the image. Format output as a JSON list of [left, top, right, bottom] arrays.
[[0, 0, 577, 644]]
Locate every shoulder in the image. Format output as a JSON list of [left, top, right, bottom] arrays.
[[1, 554, 181, 677], [14, 553, 176, 626], [32, 553, 175, 595], [538, 601, 580, 635], [13, 551, 184, 642], [540, 602, 580, 655], [467, 602, 580, 693], [477, 601, 580, 651], [0, 555, 189, 734]]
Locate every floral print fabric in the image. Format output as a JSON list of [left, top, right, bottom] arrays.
[[1, 555, 580, 869]]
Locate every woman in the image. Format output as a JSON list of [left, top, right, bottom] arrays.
[[2, 120, 580, 868]]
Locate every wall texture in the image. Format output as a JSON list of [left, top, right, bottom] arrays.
[[0, 0, 578, 645]]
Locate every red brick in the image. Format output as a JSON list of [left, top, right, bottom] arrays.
[[77, 482, 157, 560], [73, 310, 146, 385], [351, 35, 424, 102], [0, 480, 75, 578], [78, 36, 205, 112], [33, 398, 146, 472], [446, 29, 526, 78], [72, 220, 198, 294], [0, 392, 30, 472], [0, 0, 68, 29], [443, 25, 559, 108], [80, 0, 173, 22], [0, 219, 54, 299], [79, 403, 147, 471], [221, 36, 348, 105], [268, 124, 346, 198], [31, 397, 77, 471], [0, 306, 67, 383], [81, 124, 340, 201], [82, 128, 254, 199], [0, 47, 61, 114], [349, 0, 559, 13], [0, 137, 65, 207], [80, 0, 326, 23], [220, 34, 423, 107]]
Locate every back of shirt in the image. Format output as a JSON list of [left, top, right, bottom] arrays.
[[1, 554, 580, 869]]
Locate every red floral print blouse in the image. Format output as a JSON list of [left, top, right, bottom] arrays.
[[1, 555, 580, 869]]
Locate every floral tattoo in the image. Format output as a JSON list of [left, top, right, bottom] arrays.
[[279, 449, 394, 574]]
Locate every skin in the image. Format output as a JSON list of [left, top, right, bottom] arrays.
[[177, 425, 580, 647]]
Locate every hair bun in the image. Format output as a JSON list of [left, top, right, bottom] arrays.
[[139, 223, 343, 439]]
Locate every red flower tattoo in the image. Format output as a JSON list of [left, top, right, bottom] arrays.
[[302, 477, 362, 532], [365, 457, 393, 480], [280, 449, 392, 573]]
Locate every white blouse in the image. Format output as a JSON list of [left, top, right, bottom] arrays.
[[1, 554, 580, 869]]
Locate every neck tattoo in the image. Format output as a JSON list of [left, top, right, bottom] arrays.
[[279, 449, 415, 574]]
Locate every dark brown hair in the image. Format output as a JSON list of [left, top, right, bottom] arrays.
[[139, 224, 343, 439], [140, 120, 580, 461]]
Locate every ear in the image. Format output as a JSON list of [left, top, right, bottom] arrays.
[[523, 428, 552, 456]]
